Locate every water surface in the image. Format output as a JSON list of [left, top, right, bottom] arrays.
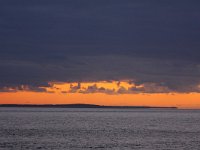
[[0, 108, 200, 150]]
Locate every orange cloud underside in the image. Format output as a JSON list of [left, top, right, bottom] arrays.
[[1, 92, 200, 109], [47, 81, 133, 93]]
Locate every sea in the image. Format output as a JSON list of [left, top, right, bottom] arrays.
[[0, 108, 200, 150]]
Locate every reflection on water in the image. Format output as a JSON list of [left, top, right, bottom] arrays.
[[0, 108, 200, 150]]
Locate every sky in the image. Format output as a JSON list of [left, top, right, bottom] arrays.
[[0, 0, 200, 108]]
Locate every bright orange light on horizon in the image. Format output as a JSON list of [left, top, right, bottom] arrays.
[[1, 81, 200, 109]]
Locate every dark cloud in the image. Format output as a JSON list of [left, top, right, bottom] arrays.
[[69, 82, 81, 93], [0, 0, 200, 93], [79, 84, 115, 94], [0, 85, 47, 93]]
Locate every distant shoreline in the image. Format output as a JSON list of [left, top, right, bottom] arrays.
[[0, 104, 177, 109]]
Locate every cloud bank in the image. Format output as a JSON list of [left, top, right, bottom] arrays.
[[0, 0, 200, 93]]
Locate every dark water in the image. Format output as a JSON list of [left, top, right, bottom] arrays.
[[0, 108, 200, 150]]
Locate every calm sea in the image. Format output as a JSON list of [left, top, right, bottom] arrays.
[[0, 108, 200, 150]]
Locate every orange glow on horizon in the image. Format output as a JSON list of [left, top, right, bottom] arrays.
[[1, 81, 200, 109], [0, 91, 200, 109]]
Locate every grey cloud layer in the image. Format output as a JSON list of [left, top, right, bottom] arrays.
[[0, 0, 200, 93]]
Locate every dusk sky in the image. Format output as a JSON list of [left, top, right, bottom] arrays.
[[1, 0, 200, 108]]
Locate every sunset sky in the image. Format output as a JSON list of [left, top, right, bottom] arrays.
[[1, 1, 200, 108]]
